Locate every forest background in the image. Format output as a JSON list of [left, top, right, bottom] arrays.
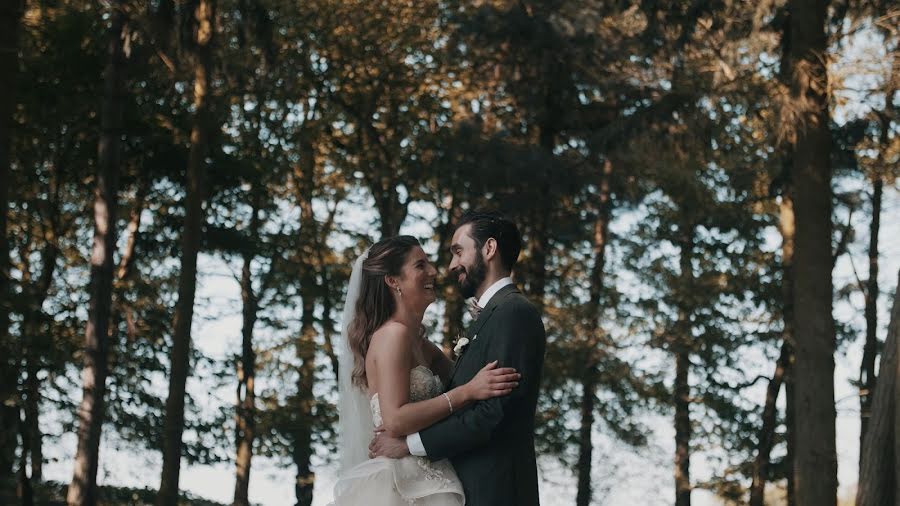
[[1, 0, 899, 505]]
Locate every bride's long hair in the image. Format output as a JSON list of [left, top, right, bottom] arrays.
[[347, 235, 420, 389]]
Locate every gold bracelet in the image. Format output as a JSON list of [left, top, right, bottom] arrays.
[[442, 392, 453, 414]]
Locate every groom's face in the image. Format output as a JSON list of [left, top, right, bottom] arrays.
[[449, 224, 487, 299]]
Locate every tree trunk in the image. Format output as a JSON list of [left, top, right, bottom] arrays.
[[381, 195, 405, 239], [778, 9, 798, 501], [0, 0, 25, 493], [310, 190, 342, 380], [785, 373, 796, 506], [674, 224, 694, 506], [109, 172, 149, 363], [524, 207, 549, 313], [674, 349, 691, 506], [750, 181, 796, 506], [441, 292, 464, 353], [782, 183, 797, 506], [292, 293, 317, 506], [375, 188, 406, 239], [16, 409, 32, 506], [232, 197, 259, 506], [787, 0, 837, 504], [290, 135, 319, 506], [117, 173, 148, 282], [672, 219, 697, 506], [860, 125, 886, 451], [67, 3, 126, 503], [16, 238, 60, 490], [855, 269, 898, 506], [576, 371, 597, 506], [6, 179, 60, 498], [319, 271, 338, 377], [365, 163, 407, 240], [436, 196, 463, 351], [526, 118, 556, 313], [17, 225, 62, 490], [157, 2, 214, 503], [576, 159, 613, 506], [23, 337, 40, 483], [313, 217, 340, 379], [749, 340, 791, 506]]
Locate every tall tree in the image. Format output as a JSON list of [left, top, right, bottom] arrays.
[[67, 1, 127, 504], [855, 268, 898, 506], [750, 174, 796, 506], [859, 74, 895, 449], [859, 165, 882, 448], [285, 125, 345, 506], [672, 217, 696, 506], [157, 0, 216, 503], [0, 0, 25, 496], [751, 12, 802, 501], [785, 0, 837, 504], [9, 4, 106, 491], [575, 160, 613, 506], [619, 69, 775, 499], [230, 35, 272, 503], [232, 191, 260, 506], [19, 174, 65, 487]]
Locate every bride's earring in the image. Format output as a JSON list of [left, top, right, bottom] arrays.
[[396, 286, 402, 297]]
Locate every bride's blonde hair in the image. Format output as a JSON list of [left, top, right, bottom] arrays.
[[348, 235, 420, 388]]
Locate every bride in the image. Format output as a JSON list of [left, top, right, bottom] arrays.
[[332, 236, 519, 505]]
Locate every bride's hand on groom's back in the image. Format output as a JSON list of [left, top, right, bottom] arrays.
[[464, 361, 520, 401]]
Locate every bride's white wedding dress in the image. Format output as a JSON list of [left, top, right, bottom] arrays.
[[332, 366, 465, 505]]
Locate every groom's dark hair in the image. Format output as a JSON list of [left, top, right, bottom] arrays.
[[456, 210, 522, 272]]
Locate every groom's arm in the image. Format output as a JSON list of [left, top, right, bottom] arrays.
[[416, 299, 545, 460]]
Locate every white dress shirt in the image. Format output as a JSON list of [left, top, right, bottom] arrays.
[[406, 277, 514, 456]]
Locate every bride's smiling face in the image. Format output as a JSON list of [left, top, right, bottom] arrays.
[[390, 246, 438, 310]]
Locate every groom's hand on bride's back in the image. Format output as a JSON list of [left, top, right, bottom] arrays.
[[464, 360, 520, 401], [368, 427, 410, 459]]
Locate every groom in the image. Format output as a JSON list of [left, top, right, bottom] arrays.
[[369, 210, 546, 506]]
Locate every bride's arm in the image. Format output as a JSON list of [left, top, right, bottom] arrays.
[[371, 326, 517, 437], [422, 338, 453, 385]]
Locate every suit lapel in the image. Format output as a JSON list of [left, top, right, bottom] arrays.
[[467, 284, 516, 339], [449, 284, 518, 384]]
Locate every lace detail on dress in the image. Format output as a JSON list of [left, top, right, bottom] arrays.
[[368, 366, 453, 502], [333, 352, 463, 505], [415, 456, 453, 489], [370, 365, 443, 427]]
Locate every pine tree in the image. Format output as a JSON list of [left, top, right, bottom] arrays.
[[67, 1, 127, 503], [0, 0, 25, 496], [785, 1, 838, 504], [157, 1, 218, 503]]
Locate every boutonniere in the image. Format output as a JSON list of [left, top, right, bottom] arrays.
[[453, 333, 470, 357]]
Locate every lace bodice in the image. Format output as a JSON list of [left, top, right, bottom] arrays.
[[333, 366, 461, 505], [370, 365, 443, 427]]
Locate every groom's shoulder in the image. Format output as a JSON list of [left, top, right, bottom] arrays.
[[494, 291, 545, 340], [498, 289, 541, 319]]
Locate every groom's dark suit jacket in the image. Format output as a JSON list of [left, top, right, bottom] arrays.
[[420, 284, 546, 506]]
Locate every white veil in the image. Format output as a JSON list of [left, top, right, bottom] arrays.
[[337, 248, 375, 475]]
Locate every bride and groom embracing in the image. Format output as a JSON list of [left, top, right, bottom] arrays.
[[331, 210, 546, 506]]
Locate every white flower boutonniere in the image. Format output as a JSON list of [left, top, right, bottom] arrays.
[[453, 335, 470, 357]]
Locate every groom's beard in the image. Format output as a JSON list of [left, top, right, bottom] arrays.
[[457, 251, 487, 299]]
